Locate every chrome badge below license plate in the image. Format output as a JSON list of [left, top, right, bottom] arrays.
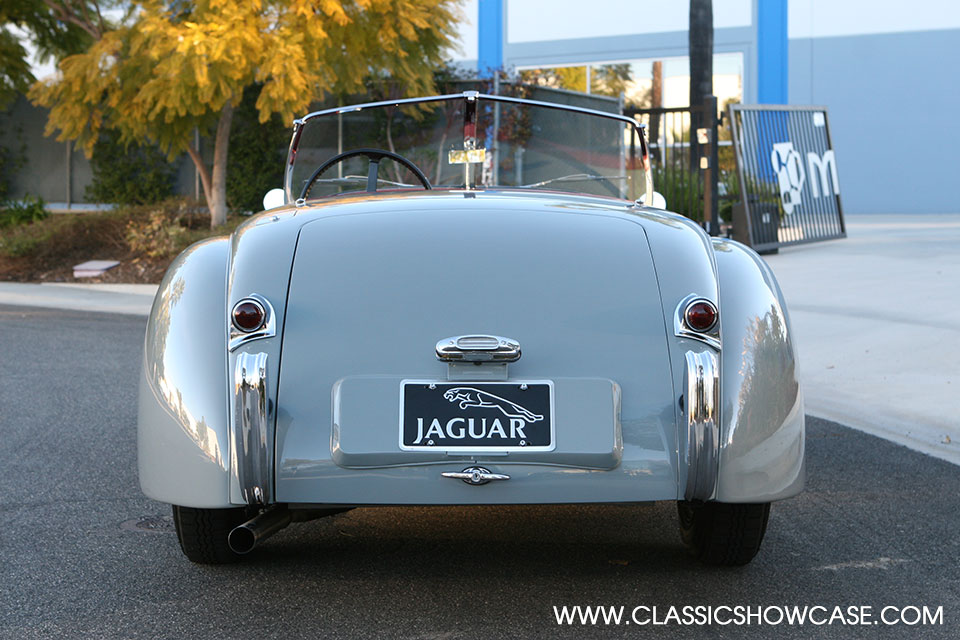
[[399, 381, 554, 451]]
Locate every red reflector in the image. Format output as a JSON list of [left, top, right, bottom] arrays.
[[685, 300, 717, 332], [232, 300, 265, 332]]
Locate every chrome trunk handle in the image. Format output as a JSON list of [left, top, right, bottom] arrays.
[[436, 335, 521, 363], [442, 466, 511, 485]]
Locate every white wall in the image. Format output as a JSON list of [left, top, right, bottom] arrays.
[[790, 0, 960, 212], [789, 0, 960, 38], [507, 0, 752, 42], [449, 0, 479, 61]]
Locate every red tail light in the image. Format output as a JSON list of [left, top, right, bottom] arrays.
[[684, 300, 718, 332], [232, 299, 266, 333]]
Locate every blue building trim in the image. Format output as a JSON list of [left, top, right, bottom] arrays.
[[477, 0, 504, 76], [757, 0, 788, 103]]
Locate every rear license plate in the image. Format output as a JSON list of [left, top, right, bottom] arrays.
[[400, 380, 554, 451]]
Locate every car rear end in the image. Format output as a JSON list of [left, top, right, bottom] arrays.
[[269, 192, 684, 506]]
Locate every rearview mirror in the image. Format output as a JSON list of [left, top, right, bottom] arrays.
[[262, 188, 285, 211]]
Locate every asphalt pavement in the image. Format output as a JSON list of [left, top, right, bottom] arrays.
[[0, 305, 957, 639]]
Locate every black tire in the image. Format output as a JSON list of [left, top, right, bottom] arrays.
[[172, 505, 249, 564], [677, 501, 770, 566]]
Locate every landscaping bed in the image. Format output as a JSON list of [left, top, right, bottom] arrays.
[[0, 199, 244, 284]]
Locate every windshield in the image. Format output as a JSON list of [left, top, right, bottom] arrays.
[[285, 92, 650, 203]]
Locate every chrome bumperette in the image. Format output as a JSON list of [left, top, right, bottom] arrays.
[[674, 294, 721, 350], [436, 335, 521, 363], [684, 350, 720, 501], [229, 294, 276, 351], [233, 352, 270, 505], [441, 466, 511, 485]]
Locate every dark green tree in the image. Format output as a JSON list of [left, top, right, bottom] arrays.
[[85, 128, 175, 205], [225, 85, 287, 213], [589, 63, 633, 99], [0, 0, 98, 107]]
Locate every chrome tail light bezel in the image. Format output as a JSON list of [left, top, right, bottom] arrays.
[[675, 295, 721, 350]]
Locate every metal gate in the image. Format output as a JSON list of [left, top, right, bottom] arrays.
[[728, 104, 845, 252], [626, 96, 722, 235]]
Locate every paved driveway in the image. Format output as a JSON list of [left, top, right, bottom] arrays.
[[766, 213, 960, 464], [0, 305, 957, 638]]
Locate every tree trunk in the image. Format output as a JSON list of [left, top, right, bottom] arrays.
[[186, 144, 213, 212], [649, 61, 663, 163], [183, 103, 234, 228], [209, 102, 234, 228], [689, 0, 713, 169]]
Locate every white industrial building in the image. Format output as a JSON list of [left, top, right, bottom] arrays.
[[450, 0, 960, 214]]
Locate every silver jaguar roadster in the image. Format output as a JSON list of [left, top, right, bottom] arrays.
[[138, 92, 804, 566]]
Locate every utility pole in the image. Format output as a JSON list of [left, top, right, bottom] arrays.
[[649, 61, 663, 163], [689, 0, 713, 168]]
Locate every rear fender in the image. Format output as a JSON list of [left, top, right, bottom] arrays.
[[713, 238, 805, 502], [137, 238, 231, 508], [138, 210, 301, 509]]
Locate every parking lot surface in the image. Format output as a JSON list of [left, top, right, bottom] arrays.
[[0, 305, 957, 638]]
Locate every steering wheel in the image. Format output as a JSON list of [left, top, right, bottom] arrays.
[[299, 148, 432, 200]]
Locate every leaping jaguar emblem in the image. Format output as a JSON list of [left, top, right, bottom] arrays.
[[443, 387, 544, 422]]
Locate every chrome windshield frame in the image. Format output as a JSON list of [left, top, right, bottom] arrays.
[[283, 91, 649, 203]]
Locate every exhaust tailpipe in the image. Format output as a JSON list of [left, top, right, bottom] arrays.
[[228, 506, 292, 554]]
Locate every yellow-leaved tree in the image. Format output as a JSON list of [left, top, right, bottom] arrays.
[[30, 0, 461, 227]]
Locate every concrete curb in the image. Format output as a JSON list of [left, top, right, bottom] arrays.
[[0, 282, 157, 316]]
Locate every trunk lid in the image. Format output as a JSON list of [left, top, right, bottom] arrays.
[[275, 194, 677, 488]]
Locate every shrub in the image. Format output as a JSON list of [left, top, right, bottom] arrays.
[[0, 225, 52, 257], [0, 207, 124, 260], [651, 165, 745, 226], [0, 196, 249, 284], [653, 165, 703, 222], [126, 208, 186, 258], [124, 198, 212, 258], [0, 125, 26, 201], [85, 129, 176, 205], [0, 194, 47, 228], [226, 85, 288, 213]]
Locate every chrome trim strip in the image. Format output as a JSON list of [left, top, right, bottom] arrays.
[[674, 294, 721, 350], [297, 91, 646, 128], [233, 352, 270, 505], [229, 294, 276, 352], [442, 466, 511, 485], [684, 350, 720, 501], [436, 335, 521, 363]]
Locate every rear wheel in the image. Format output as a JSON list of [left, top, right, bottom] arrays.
[[172, 505, 249, 564], [677, 501, 770, 566]]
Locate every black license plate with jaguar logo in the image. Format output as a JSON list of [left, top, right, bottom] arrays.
[[399, 381, 554, 451]]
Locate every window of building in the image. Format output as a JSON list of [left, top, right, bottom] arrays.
[[517, 52, 743, 109]]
